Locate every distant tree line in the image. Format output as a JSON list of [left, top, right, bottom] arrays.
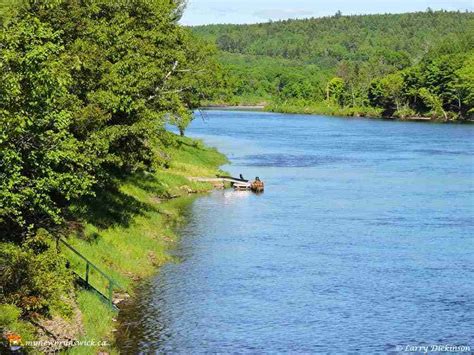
[[194, 10, 474, 120]]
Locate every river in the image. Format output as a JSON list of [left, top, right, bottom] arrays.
[[118, 111, 474, 354]]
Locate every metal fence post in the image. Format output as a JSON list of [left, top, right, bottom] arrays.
[[85, 262, 90, 286], [108, 282, 113, 307], [59, 239, 118, 310]]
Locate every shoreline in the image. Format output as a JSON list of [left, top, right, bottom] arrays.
[[62, 136, 228, 354], [200, 104, 473, 123], [201, 104, 265, 111]]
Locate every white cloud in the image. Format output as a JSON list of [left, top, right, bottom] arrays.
[[181, 0, 473, 26], [426, 0, 474, 10], [253, 8, 314, 20]]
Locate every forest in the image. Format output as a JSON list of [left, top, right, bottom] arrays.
[[194, 10, 474, 120]]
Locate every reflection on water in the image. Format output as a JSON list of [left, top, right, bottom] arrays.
[[222, 190, 253, 204], [235, 154, 356, 167], [118, 111, 474, 354]]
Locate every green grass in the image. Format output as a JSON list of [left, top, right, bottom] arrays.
[[65, 290, 117, 355], [64, 136, 226, 291], [203, 97, 386, 119], [0, 304, 36, 350], [266, 101, 384, 118], [61, 135, 227, 353]]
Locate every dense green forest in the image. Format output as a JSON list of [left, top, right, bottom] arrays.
[[194, 10, 474, 120], [0, 0, 225, 351]]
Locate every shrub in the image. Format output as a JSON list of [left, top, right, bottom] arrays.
[[394, 106, 417, 119], [0, 232, 73, 316], [0, 303, 35, 348], [0, 304, 21, 327]]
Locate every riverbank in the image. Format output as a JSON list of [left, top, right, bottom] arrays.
[[265, 101, 384, 118], [60, 135, 227, 354], [265, 102, 449, 121], [202, 104, 265, 111], [202, 101, 471, 122]]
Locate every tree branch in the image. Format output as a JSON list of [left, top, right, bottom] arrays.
[[147, 60, 179, 101]]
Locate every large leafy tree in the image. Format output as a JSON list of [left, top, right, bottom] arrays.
[[368, 73, 405, 114], [326, 77, 346, 106], [455, 52, 474, 115], [1, 0, 223, 316], [0, 6, 95, 315], [1, 0, 220, 239], [0, 12, 96, 239], [37, 0, 217, 170]]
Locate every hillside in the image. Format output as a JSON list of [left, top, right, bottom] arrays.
[[193, 11, 473, 68], [193, 11, 474, 120]]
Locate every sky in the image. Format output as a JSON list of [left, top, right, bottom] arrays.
[[180, 0, 474, 25]]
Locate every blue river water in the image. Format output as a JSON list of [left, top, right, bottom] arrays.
[[118, 111, 474, 354]]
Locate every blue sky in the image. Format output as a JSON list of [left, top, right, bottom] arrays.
[[180, 0, 473, 25]]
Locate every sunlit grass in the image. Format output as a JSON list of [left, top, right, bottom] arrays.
[[266, 101, 384, 118], [65, 290, 117, 355]]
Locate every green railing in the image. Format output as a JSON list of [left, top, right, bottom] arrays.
[[58, 239, 118, 310]]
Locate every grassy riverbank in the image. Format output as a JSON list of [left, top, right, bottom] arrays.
[[203, 101, 464, 122], [0, 2, 227, 354], [265, 102, 469, 121], [203, 100, 382, 117], [265, 102, 383, 118], [63, 135, 227, 354]]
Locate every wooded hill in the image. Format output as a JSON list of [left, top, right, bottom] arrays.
[[193, 10, 474, 120]]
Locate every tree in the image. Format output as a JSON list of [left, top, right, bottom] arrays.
[[368, 73, 405, 113], [418, 88, 448, 120], [326, 77, 346, 106], [0, 12, 96, 239], [454, 53, 474, 117], [1, 0, 224, 238], [217, 35, 236, 52], [161, 33, 223, 136]]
